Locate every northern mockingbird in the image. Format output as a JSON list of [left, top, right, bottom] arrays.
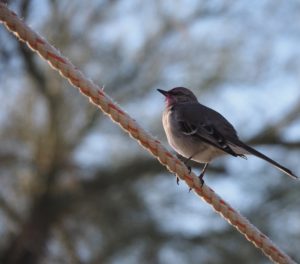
[[157, 87, 298, 185]]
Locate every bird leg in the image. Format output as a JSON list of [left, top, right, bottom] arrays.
[[198, 163, 209, 186], [176, 154, 193, 185], [182, 154, 195, 191], [188, 162, 208, 192], [184, 155, 193, 171]]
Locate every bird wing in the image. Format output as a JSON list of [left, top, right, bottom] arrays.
[[174, 102, 298, 179], [174, 103, 245, 158]]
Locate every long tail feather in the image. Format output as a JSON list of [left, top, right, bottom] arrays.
[[234, 141, 298, 179]]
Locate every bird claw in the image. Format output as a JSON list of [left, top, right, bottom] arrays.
[[198, 173, 205, 186], [176, 165, 192, 187], [187, 165, 191, 174], [175, 159, 205, 191], [188, 168, 206, 191], [186, 165, 193, 191], [188, 176, 204, 192]]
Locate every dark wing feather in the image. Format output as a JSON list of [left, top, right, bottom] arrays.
[[175, 103, 245, 158], [174, 102, 297, 179]]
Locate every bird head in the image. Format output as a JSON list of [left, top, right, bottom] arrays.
[[157, 87, 198, 106]]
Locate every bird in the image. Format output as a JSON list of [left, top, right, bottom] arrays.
[[157, 87, 298, 185]]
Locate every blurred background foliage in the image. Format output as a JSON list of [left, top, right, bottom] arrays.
[[0, 0, 299, 263]]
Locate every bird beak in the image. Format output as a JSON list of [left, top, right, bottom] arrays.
[[157, 89, 169, 97]]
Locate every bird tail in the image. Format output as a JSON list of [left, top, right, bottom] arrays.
[[231, 141, 298, 179]]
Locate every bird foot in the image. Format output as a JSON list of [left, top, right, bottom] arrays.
[[198, 173, 205, 186], [176, 165, 192, 186], [187, 165, 191, 174], [187, 168, 206, 191], [188, 175, 204, 192]]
